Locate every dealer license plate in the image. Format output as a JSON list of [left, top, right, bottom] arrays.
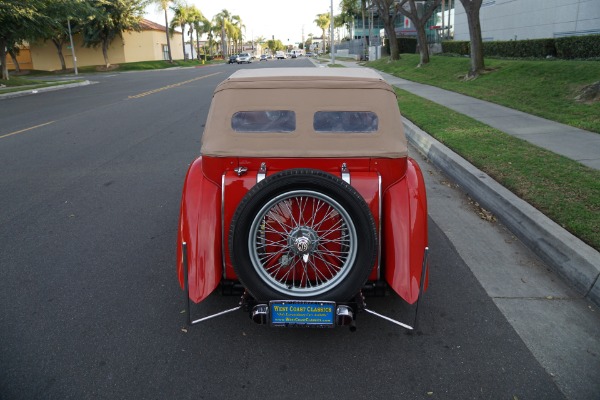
[[269, 300, 335, 327]]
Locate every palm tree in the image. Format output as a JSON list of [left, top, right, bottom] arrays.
[[213, 9, 233, 57], [170, 4, 191, 59], [185, 5, 204, 60], [232, 15, 245, 54], [205, 26, 217, 57], [192, 13, 210, 60], [150, 0, 173, 62], [314, 13, 330, 53]]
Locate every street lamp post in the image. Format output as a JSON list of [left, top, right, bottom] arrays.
[[67, 18, 78, 75], [330, 0, 335, 64]]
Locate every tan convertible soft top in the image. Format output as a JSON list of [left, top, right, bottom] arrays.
[[201, 68, 407, 158]]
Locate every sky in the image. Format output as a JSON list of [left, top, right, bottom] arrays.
[[144, 0, 341, 45]]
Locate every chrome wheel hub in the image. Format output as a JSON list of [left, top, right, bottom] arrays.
[[288, 227, 318, 256]]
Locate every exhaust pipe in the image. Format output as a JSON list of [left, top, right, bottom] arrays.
[[251, 304, 268, 324], [335, 305, 354, 326]]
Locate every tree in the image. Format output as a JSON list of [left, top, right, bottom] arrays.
[[204, 24, 217, 57], [213, 9, 235, 56], [341, 0, 371, 59], [304, 33, 313, 53], [266, 39, 284, 54], [83, 0, 145, 69], [0, 0, 50, 80], [372, 0, 402, 60], [232, 15, 244, 54], [458, 0, 484, 78], [333, 14, 346, 42], [149, 0, 173, 62], [37, 0, 97, 71], [170, 3, 191, 59], [314, 13, 330, 53], [398, 0, 442, 66], [7, 46, 20, 73], [191, 11, 210, 60]]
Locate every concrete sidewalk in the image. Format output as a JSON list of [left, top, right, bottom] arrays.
[[329, 59, 600, 306], [382, 71, 600, 170], [336, 60, 600, 171]]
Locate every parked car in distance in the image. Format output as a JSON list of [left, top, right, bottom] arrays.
[[177, 68, 429, 330], [228, 54, 238, 64], [237, 53, 252, 64], [260, 54, 268, 61], [306, 52, 314, 57]]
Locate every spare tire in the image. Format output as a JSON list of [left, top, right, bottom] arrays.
[[229, 169, 377, 301]]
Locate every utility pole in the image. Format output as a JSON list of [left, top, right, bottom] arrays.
[[441, 0, 446, 40], [330, 0, 335, 64], [67, 19, 78, 75]]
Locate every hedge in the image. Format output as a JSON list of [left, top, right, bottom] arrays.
[[555, 35, 600, 59], [441, 34, 600, 59]]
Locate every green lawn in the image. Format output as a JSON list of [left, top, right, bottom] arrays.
[[77, 58, 218, 73], [368, 54, 600, 133], [1, 58, 220, 86], [366, 54, 600, 250], [0, 75, 85, 94]]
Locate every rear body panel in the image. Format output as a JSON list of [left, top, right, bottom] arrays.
[[178, 156, 428, 304]]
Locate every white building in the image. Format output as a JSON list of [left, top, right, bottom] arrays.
[[454, 0, 600, 41]]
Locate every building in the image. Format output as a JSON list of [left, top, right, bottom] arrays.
[[454, 0, 600, 41], [351, 3, 445, 44], [28, 19, 184, 71]]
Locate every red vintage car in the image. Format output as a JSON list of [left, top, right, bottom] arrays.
[[177, 68, 428, 330]]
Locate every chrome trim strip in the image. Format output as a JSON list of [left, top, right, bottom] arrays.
[[221, 173, 227, 279]]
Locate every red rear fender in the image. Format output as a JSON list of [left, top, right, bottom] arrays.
[[177, 158, 222, 303], [383, 157, 428, 304]]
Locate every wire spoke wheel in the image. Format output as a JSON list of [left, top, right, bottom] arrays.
[[249, 190, 357, 297], [229, 169, 377, 301]]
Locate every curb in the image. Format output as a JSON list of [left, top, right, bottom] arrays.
[[403, 117, 600, 306], [0, 80, 95, 100]]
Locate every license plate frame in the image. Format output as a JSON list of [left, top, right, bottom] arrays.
[[269, 300, 336, 328]]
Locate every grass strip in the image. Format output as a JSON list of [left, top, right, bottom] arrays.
[[78, 59, 217, 73], [0, 78, 86, 94], [395, 87, 600, 251], [369, 55, 600, 133]]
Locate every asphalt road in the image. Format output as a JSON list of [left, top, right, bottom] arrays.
[[0, 59, 594, 399]]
